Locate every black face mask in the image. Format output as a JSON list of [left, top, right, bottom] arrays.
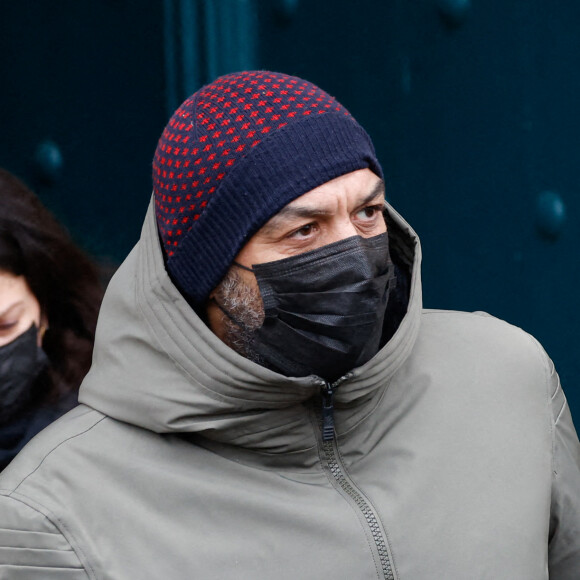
[[242, 232, 395, 382], [0, 325, 49, 424]]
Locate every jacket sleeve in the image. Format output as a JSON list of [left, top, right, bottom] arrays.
[[548, 357, 580, 579], [0, 493, 90, 579]]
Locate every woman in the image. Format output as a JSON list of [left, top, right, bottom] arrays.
[[0, 168, 103, 470]]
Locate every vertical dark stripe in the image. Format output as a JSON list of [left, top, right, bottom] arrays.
[[204, 0, 219, 81], [180, 0, 201, 98], [162, 0, 178, 116], [164, 0, 259, 111], [234, 0, 258, 71]]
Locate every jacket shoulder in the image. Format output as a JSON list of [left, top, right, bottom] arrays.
[[421, 308, 546, 356], [0, 493, 90, 577], [0, 406, 106, 578], [0, 405, 105, 492], [422, 307, 531, 330], [418, 308, 556, 398]]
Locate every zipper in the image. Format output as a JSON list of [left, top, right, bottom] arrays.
[[321, 382, 336, 441], [318, 374, 352, 442], [316, 375, 396, 580]]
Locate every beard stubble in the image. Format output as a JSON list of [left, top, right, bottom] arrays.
[[212, 266, 266, 365]]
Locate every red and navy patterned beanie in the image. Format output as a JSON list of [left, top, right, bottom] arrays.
[[153, 70, 383, 307]]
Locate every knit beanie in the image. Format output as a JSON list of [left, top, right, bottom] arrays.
[[153, 70, 383, 307]]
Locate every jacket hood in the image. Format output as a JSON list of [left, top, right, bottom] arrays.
[[79, 196, 422, 453]]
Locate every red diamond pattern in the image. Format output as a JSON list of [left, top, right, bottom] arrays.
[[153, 71, 351, 257]]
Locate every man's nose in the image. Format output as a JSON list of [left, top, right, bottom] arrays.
[[326, 218, 359, 244]]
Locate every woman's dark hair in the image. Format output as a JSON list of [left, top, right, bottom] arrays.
[[0, 168, 104, 402]]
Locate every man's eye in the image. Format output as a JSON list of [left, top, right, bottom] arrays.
[[357, 205, 383, 220], [289, 223, 315, 238]]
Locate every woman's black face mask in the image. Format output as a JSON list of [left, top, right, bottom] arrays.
[[0, 325, 48, 424], [238, 232, 395, 382]]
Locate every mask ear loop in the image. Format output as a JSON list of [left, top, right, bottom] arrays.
[[232, 261, 254, 273], [210, 297, 255, 334]]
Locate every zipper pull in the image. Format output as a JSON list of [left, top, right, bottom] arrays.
[[321, 382, 335, 442]]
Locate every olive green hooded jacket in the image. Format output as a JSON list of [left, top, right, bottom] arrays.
[[0, 200, 579, 579]]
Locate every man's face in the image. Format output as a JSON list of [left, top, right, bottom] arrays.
[[207, 168, 386, 359]]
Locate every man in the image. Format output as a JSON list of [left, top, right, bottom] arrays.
[[0, 71, 578, 579]]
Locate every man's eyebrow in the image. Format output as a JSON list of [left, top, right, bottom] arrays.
[[362, 179, 386, 205], [260, 179, 386, 236], [259, 204, 330, 237]]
